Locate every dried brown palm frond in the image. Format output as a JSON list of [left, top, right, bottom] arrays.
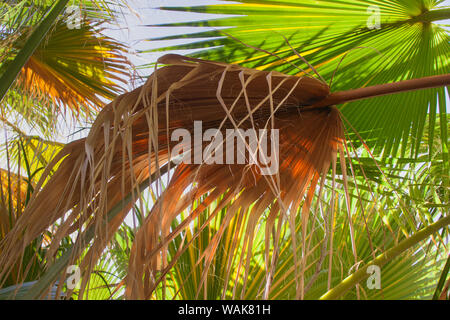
[[1, 54, 447, 299], [0, 53, 335, 298]]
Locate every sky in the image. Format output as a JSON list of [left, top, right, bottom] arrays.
[[103, 0, 238, 75]]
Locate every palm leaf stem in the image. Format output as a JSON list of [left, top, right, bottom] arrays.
[[312, 74, 450, 108], [320, 214, 450, 300], [432, 253, 450, 300], [412, 8, 450, 23]]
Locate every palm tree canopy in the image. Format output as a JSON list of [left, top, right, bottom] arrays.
[[0, 0, 448, 300]]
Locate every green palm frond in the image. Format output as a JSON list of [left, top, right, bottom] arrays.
[[147, 0, 449, 160], [70, 253, 123, 300], [0, 1, 132, 133], [2, 19, 131, 122], [15, 19, 129, 110], [0, 134, 63, 183]]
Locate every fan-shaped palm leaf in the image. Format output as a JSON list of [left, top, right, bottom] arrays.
[[0, 0, 132, 133], [148, 0, 449, 161]]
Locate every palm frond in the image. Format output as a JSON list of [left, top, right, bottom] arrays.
[[147, 0, 449, 159]]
